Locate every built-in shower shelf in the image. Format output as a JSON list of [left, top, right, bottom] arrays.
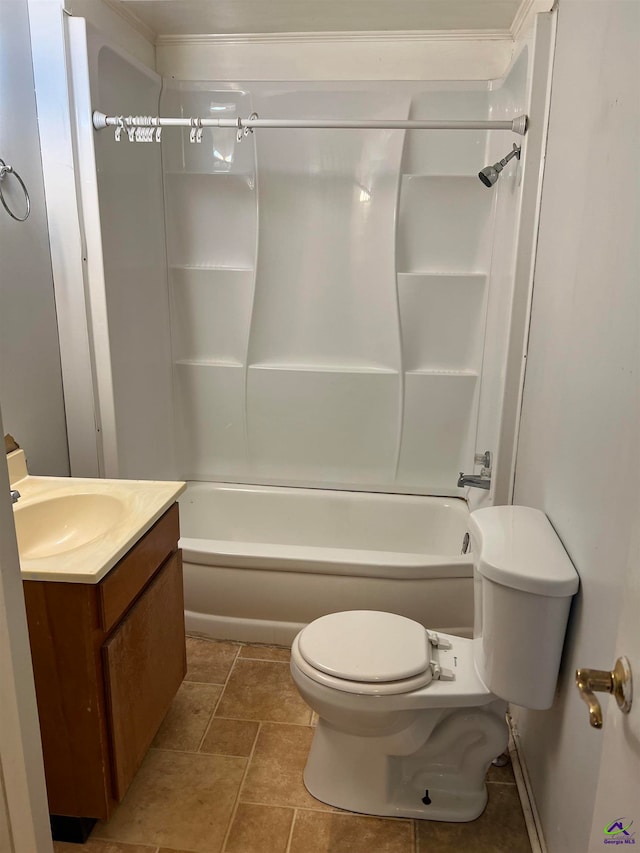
[[400, 174, 485, 183], [165, 170, 255, 178], [175, 358, 244, 368], [170, 264, 254, 273], [248, 363, 399, 375], [398, 269, 488, 276], [397, 272, 486, 280], [401, 173, 481, 180], [405, 369, 478, 377]]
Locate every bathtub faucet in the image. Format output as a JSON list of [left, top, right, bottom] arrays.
[[457, 473, 491, 490], [10, 489, 20, 504], [457, 451, 492, 491]]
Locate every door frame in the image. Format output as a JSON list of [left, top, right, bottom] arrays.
[[0, 406, 53, 853]]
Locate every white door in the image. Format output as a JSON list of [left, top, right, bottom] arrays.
[[587, 518, 640, 851]]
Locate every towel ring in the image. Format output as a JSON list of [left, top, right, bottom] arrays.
[[0, 159, 31, 222]]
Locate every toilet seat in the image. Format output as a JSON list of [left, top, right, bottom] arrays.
[[293, 611, 435, 695]]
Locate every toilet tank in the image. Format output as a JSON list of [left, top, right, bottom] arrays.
[[469, 506, 579, 710]]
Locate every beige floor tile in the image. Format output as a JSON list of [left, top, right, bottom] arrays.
[[62, 640, 531, 853], [223, 803, 294, 853], [239, 644, 291, 663], [289, 810, 414, 853], [215, 659, 312, 724], [152, 681, 222, 751], [240, 723, 332, 811], [185, 637, 240, 684], [486, 756, 517, 784], [200, 718, 260, 757], [93, 748, 246, 853], [55, 843, 155, 853], [416, 782, 531, 852]]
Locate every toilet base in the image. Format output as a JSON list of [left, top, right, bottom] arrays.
[[304, 702, 508, 821]]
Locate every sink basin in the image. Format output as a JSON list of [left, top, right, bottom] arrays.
[[14, 494, 126, 560], [6, 448, 185, 582]]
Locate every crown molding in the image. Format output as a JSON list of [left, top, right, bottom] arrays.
[[510, 0, 554, 41], [98, 0, 157, 43], [156, 29, 514, 48], [71, 0, 549, 50], [157, 34, 515, 81]]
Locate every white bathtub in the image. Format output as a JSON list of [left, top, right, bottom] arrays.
[[179, 482, 474, 645]]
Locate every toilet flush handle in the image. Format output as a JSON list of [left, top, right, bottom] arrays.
[[575, 657, 632, 729]]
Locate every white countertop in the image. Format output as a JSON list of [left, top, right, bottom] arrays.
[[9, 452, 185, 584]]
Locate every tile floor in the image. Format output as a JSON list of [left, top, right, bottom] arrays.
[[53, 637, 532, 853]]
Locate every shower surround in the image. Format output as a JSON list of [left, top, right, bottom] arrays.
[[49, 17, 546, 640], [161, 81, 497, 495]]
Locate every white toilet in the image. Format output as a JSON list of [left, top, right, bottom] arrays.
[[290, 505, 579, 822]]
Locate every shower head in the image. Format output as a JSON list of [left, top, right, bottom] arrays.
[[478, 143, 521, 187]]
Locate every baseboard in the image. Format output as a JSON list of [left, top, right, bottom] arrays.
[[507, 711, 547, 853]]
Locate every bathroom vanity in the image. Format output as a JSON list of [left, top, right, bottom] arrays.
[[23, 504, 184, 823], [9, 450, 187, 831]]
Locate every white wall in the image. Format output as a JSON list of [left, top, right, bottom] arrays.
[[0, 0, 69, 475], [512, 2, 640, 852]]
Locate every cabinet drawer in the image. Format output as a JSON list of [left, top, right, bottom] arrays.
[[102, 550, 186, 800], [98, 503, 179, 633]]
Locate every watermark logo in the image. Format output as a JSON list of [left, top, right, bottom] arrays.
[[604, 818, 636, 845]]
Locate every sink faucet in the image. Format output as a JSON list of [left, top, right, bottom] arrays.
[[458, 451, 492, 491], [10, 489, 20, 504]]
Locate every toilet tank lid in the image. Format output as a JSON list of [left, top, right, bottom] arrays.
[[468, 506, 579, 597]]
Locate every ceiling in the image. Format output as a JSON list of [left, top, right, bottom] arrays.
[[112, 0, 527, 37]]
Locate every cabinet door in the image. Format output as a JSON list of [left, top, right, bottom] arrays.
[[102, 551, 186, 800]]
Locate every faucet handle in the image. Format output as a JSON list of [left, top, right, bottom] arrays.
[[474, 451, 492, 470]]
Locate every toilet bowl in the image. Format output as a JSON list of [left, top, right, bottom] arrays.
[[290, 505, 579, 821]]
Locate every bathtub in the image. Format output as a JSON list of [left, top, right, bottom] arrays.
[[179, 482, 474, 646]]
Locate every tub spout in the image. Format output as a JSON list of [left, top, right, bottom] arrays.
[[457, 473, 491, 490]]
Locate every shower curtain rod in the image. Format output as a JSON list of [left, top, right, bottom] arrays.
[[92, 111, 529, 137]]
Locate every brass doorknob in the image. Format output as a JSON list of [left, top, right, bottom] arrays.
[[575, 657, 632, 729]]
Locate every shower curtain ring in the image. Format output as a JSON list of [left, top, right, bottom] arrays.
[[244, 112, 258, 136], [196, 117, 203, 144], [189, 117, 197, 144], [126, 117, 135, 142]]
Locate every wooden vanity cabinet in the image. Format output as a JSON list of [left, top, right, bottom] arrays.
[[22, 503, 186, 822]]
